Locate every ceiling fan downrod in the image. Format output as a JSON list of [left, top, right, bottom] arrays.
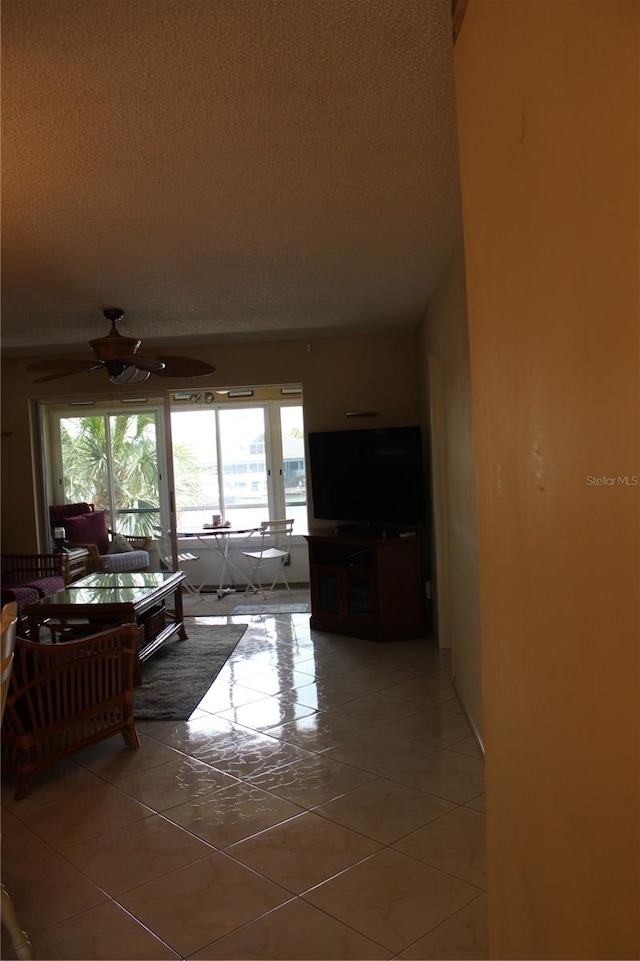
[[103, 307, 125, 325]]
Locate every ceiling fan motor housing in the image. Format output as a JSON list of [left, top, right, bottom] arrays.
[[89, 309, 142, 362]]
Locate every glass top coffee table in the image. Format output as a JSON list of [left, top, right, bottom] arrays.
[[25, 571, 187, 675]]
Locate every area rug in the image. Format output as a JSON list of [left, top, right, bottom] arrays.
[[133, 621, 247, 720], [231, 601, 310, 615]]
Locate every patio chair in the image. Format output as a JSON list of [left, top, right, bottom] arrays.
[[241, 519, 294, 596], [2, 620, 140, 800], [153, 527, 200, 596], [48, 503, 151, 574]]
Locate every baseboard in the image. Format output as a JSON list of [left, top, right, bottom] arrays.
[[452, 679, 485, 760]]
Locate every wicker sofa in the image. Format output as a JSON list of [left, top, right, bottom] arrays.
[[1, 554, 67, 615]]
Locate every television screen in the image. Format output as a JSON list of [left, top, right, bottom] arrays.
[[308, 425, 426, 528]]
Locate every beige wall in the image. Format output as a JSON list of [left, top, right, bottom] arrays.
[[454, 2, 639, 958], [419, 238, 482, 743], [1, 330, 422, 552]]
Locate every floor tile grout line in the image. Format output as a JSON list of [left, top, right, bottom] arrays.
[[395, 888, 489, 958], [204, 839, 480, 953], [177, 889, 396, 961], [1, 619, 485, 961], [6, 801, 481, 954]]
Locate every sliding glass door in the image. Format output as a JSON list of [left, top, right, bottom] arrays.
[[50, 407, 165, 536], [41, 390, 307, 549]]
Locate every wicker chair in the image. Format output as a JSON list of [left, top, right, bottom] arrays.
[[1, 603, 34, 959], [48, 502, 151, 574], [2, 622, 140, 800]]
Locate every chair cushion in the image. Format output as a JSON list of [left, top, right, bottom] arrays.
[[1, 574, 65, 614], [107, 533, 135, 554], [49, 502, 94, 528], [1, 585, 40, 613], [29, 575, 65, 598], [101, 550, 149, 573], [63, 510, 110, 555]]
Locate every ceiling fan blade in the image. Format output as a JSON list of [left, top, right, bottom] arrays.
[[153, 356, 216, 378], [27, 358, 103, 372], [112, 354, 166, 372], [32, 367, 101, 384]]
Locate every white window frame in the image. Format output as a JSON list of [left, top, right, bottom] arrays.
[[42, 400, 171, 539], [34, 390, 307, 557], [169, 397, 307, 534]]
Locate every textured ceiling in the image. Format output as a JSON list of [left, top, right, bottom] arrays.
[[1, 0, 462, 354]]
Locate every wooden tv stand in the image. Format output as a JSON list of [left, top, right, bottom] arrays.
[[305, 534, 427, 642]]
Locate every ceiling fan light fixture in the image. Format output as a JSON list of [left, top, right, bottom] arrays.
[[109, 365, 151, 385]]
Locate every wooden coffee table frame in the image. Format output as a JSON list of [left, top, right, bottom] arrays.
[[25, 571, 187, 677]]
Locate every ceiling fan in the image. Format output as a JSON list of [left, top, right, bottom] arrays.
[[27, 308, 216, 385]]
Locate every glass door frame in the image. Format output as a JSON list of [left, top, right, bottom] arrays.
[[40, 398, 172, 547], [33, 388, 306, 563]]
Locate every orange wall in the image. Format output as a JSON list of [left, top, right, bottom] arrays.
[[1, 330, 422, 551], [455, 2, 639, 958]]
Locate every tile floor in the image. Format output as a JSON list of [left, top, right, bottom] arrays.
[[1, 612, 488, 960]]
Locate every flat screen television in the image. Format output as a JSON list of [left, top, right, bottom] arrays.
[[308, 425, 426, 529]]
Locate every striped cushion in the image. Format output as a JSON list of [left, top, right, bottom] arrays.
[[101, 550, 149, 573]]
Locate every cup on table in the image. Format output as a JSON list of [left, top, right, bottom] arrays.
[[53, 527, 66, 552], [212, 514, 222, 526]]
